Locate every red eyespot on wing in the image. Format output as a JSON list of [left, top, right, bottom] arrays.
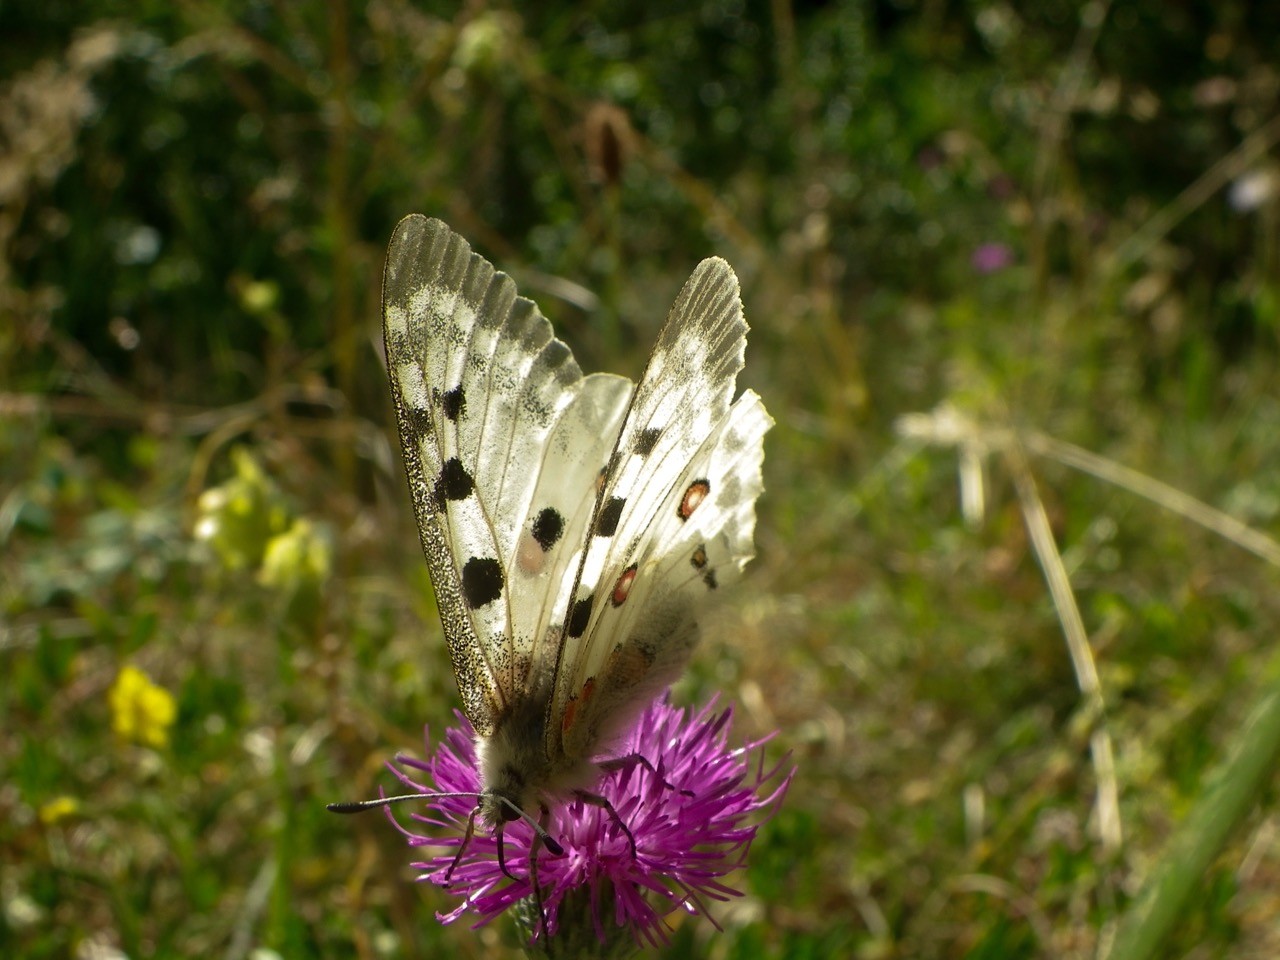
[[561, 694, 580, 734], [611, 563, 638, 606], [679, 479, 710, 520]]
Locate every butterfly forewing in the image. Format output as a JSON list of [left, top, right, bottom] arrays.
[[383, 215, 596, 732], [546, 257, 766, 759]]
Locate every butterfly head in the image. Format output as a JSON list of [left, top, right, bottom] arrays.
[[479, 784, 527, 826], [478, 783, 567, 860]]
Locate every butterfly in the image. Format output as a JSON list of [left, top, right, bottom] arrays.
[[332, 215, 771, 871]]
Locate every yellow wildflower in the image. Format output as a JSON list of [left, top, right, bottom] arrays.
[[39, 796, 80, 824], [108, 665, 177, 748], [258, 517, 332, 591]]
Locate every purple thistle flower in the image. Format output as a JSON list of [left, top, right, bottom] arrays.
[[382, 695, 792, 950], [971, 242, 1016, 274]]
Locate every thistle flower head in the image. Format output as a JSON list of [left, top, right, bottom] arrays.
[[384, 695, 792, 950]]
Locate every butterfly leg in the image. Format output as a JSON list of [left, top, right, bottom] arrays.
[[443, 806, 480, 886], [495, 822, 523, 882], [571, 788, 638, 859], [528, 803, 552, 943], [598, 752, 695, 797]]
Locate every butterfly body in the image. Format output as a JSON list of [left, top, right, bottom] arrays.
[[473, 672, 595, 826], [380, 216, 770, 840]]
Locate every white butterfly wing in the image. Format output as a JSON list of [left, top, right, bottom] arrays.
[[382, 215, 621, 734], [547, 257, 771, 758], [508, 372, 632, 679]]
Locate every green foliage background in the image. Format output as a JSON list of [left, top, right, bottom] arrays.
[[5, 1, 1280, 957]]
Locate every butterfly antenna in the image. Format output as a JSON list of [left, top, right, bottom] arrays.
[[326, 790, 482, 814]]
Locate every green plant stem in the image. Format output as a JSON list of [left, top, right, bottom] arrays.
[[1105, 650, 1280, 960]]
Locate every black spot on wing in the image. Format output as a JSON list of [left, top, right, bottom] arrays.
[[403, 405, 432, 438], [568, 594, 595, 638], [441, 385, 466, 421], [532, 507, 565, 551], [461, 557, 504, 608], [595, 497, 625, 537], [434, 458, 475, 505], [691, 545, 716, 589], [634, 427, 661, 455]]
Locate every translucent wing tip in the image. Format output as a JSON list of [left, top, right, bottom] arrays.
[[686, 256, 741, 311], [384, 215, 468, 304]]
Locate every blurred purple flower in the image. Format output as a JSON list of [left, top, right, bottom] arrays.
[[383, 696, 792, 950], [971, 242, 1015, 274]]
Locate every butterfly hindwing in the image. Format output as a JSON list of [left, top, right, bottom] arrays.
[[507, 372, 632, 685]]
